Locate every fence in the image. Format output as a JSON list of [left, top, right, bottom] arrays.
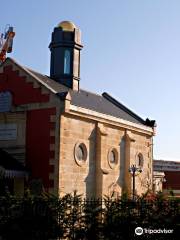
[[0, 193, 179, 239]]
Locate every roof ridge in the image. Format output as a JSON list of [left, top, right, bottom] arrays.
[[21, 66, 58, 94], [102, 92, 145, 124], [24, 66, 46, 76], [78, 88, 102, 97]]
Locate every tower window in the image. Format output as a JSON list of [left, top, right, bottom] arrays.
[[64, 50, 71, 74]]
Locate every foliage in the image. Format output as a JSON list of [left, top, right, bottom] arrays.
[[0, 192, 179, 239]]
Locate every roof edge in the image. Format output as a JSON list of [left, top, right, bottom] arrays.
[[102, 92, 146, 124], [1, 57, 58, 94]]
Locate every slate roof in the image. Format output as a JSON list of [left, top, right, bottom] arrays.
[[2, 58, 155, 127], [70, 90, 145, 124]]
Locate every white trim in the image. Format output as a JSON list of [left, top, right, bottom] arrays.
[[70, 105, 153, 134]]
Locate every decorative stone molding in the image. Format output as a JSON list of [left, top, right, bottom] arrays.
[[70, 105, 154, 135], [101, 168, 109, 175], [97, 123, 108, 136], [125, 130, 136, 142], [64, 92, 72, 111]]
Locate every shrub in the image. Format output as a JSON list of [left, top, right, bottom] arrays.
[[0, 193, 179, 239]]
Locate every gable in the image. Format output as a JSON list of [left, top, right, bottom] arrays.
[[0, 60, 49, 106]]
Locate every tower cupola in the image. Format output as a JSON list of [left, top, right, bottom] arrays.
[[49, 21, 83, 91]]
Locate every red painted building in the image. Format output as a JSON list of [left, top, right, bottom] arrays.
[[0, 59, 58, 194], [154, 160, 180, 196]]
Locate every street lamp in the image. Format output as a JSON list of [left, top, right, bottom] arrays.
[[129, 164, 142, 200]]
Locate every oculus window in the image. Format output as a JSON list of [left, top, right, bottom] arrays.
[[74, 142, 88, 166], [108, 148, 118, 169]]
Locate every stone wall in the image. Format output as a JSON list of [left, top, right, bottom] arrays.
[[59, 113, 153, 198], [128, 132, 152, 196], [59, 114, 96, 198]]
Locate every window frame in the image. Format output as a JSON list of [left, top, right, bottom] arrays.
[[74, 142, 88, 167], [108, 148, 119, 169], [64, 49, 71, 74]]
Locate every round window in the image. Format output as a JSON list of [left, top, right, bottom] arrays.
[[108, 148, 118, 169], [76, 145, 84, 161], [74, 142, 88, 166]]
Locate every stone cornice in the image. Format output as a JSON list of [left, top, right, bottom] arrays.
[[69, 104, 154, 135]]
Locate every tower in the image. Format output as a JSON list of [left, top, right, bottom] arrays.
[[49, 21, 83, 91]]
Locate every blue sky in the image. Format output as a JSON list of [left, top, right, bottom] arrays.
[[1, 0, 180, 160]]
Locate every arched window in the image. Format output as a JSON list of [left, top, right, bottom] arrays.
[[136, 153, 144, 168], [64, 50, 71, 74]]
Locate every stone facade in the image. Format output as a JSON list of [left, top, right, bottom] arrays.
[[59, 114, 96, 197], [0, 21, 156, 199], [57, 104, 154, 198]]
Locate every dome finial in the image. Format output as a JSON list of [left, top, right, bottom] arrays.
[[57, 21, 76, 32]]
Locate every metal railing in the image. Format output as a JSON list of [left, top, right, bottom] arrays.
[[0, 195, 179, 239]]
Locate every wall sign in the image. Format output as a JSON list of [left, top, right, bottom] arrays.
[[0, 124, 17, 140], [0, 91, 12, 112]]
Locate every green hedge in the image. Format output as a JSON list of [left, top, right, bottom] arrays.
[[0, 192, 179, 239]]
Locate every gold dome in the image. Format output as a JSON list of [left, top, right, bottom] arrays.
[[57, 21, 76, 32]]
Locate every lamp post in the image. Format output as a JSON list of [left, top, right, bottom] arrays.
[[129, 164, 142, 200]]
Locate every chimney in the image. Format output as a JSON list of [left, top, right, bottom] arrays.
[[49, 21, 83, 91]]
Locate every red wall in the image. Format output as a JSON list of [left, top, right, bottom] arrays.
[[163, 171, 180, 190], [0, 65, 49, 104], [26, 108, 56, 189], [0, 64, 56, 190]]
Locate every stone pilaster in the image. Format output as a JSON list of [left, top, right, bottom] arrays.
[[95, 123, 109, 198], [123, 130, 136, 196]]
